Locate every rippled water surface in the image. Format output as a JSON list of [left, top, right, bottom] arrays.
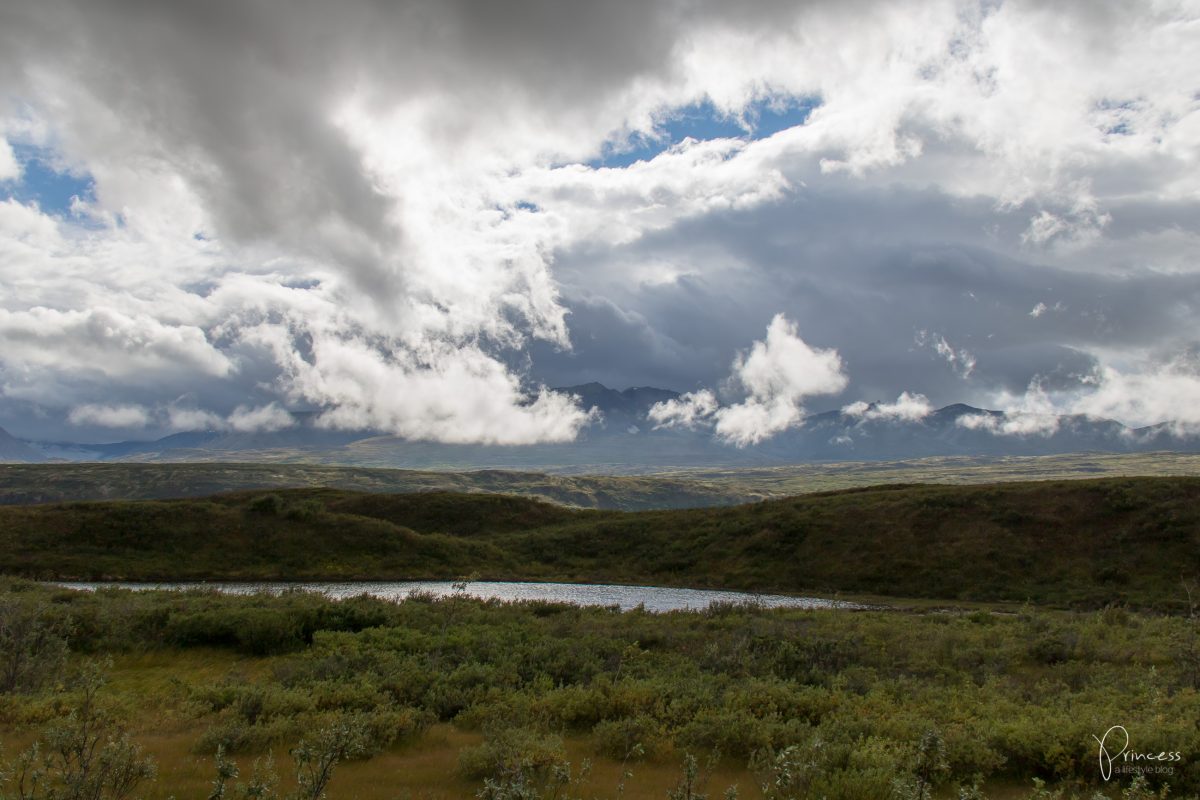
[[56, 580, 863, 612]]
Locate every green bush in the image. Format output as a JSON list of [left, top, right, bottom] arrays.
[[247, 493, 285, 515], [593, 715, 668, 760], [457, 727, 567, 781], [5, 580, 1200, 795], [0, 597, 71, 694]]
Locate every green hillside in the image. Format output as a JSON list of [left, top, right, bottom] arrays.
[[2, 477, 1198, 609], [0, 462, 760, 510], [4, 453, 1200, 512]]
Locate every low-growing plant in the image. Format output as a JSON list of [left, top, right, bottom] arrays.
[[202, 715, 368, 800], [0, 661, 156, 800], [0, 598, 70, 695], [667, 753, 707, 800], [458, 728, 568, 783], [890, 731, 950, 799], [290, 716, 369, 800], [593, 716, 669, 761]]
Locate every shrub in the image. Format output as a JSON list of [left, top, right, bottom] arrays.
[[284, 499, 325, 522], [458, 727, 567, 781], [0, 598, 71, 694], [593, 715, 668, 761], [677, 707, 778, 759], [290, 715, 370, 799], [195, 717, 303, 754], [234, 609, 305, 655], [247, 494, 285, 516], [0, 661, 156, 800], [1028, 633, 1073, 665]]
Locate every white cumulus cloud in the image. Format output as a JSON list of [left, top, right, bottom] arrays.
[[648, 389, 718, 430], [1071, 359, 1200, 436], [651, 314, 847, 446]]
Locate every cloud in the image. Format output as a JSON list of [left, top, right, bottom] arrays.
[[227, 403, 295, 434], [550, 185, 1200, 434], [842, 392, 933, 423], [713, 314, 848, 446], [648, 390, 718, 430], [957, 382, 1061, 437], [66, 401, 301, 434], [1028, 300, 1065, 318], [67, 403, 150, 429], [916, 330, 976, 379], [296, 339, 596, 445], [165, 407, 224, 432], [650, 314, 847, 446], [0, 198, 60, 248], [963, 356, 1200, 438], [1020, 197, 1112, 248], [1070, 358, 1200, 436], [0, 306, 231, 380], [0, 138, 18, 181]]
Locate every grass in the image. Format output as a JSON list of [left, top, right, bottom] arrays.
[[5, 462, 1199, 798], [92, 723, 758, 800], [4, 451, 1200, 511], [659, 451, 1200, 494], [1, 478, 1199, 608]]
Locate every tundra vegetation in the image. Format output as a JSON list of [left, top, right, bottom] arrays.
[[4, 453, 1200, 509], [0, 578, 1197, 799], [2, 478, 1199, 609]]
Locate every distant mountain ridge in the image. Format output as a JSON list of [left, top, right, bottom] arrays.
[[554, 383, 679, 431], [3, 383, 1198, 468], [0, 426, 45, 463]]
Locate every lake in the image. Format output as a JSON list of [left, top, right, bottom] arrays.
[[54, 580, 864, 613]]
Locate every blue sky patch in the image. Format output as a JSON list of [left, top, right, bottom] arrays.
[[589, 95, 820, 169], [1, 143, 96, 216]]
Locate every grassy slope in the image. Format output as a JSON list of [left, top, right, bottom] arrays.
[[4, 452, 1200, 511], [2, 477, 1199, 608], [657, 451, 1200, 492], [0, 462, 760, 510]]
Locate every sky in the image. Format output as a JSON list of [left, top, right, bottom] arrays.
[[0, 0, 1198, 445]]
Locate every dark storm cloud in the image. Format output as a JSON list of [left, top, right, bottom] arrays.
[[0, 0, 688, 301], [540, 182, 1200, 411], [528, 294, 702, 392]]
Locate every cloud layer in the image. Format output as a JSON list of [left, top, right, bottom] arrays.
[[0, 0, 1197, 443]]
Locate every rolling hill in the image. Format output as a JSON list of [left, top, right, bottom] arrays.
[[4, 452, 1200, 508], [3, 477, 1198, 609], [0, 462, 758, 510]]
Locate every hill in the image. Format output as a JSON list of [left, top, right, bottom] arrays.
[[3, 452, 1200, 509], [0, 462, 758, 510], [3, 477, 1198, 609], [0, 426, 45, 463]]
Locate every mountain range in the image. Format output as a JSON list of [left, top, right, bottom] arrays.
[[0, 426, 45, 463], [2, 382, 1197, 471]]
